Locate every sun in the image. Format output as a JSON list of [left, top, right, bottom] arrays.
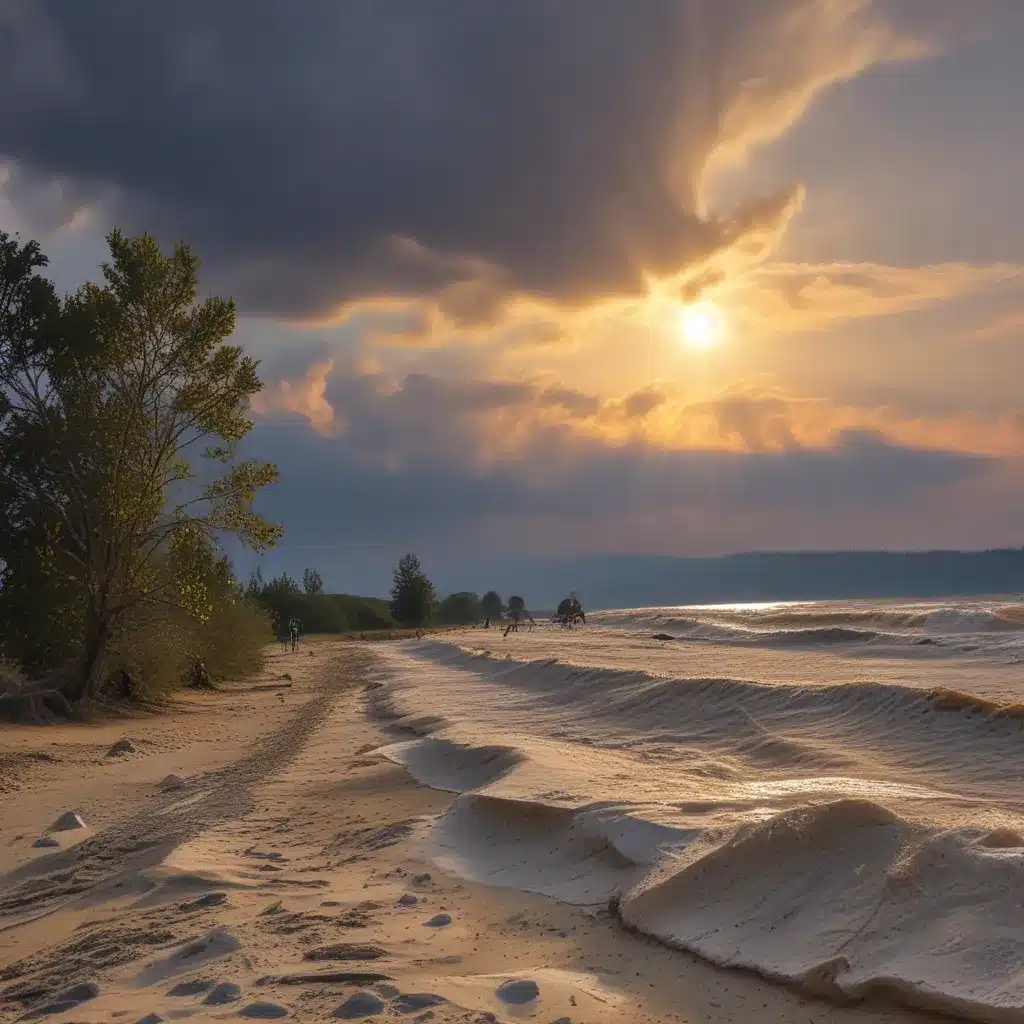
[[678, 301, 725, 349]]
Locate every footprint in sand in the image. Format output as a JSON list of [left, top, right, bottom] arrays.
[[135, 927, 241, 988], [184, 891, 228, 910], [167, 979, 213, 997], [203, 982, 242, 1005], [393, 993, 446, 1014], [23, 982, 99, 1018], [240, 1002, 289, 1019], [333, 991, 385, 1019]]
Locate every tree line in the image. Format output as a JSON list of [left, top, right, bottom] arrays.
[[244, 567, 392, 634], [247, 554, 511, 632], [388, 553, 506, 628]]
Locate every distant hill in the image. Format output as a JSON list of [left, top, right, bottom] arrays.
[[502, 549, 1024, 610]]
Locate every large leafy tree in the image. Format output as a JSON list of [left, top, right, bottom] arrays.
[[0, 230, 281, 700], [390, 554, 436, 628], [480, 590, 503, 621]]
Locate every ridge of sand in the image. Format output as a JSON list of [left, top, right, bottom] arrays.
[[1, 641, 939, 1023]]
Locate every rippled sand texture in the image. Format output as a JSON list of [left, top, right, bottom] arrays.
[[371, 600, 1024, 1022]]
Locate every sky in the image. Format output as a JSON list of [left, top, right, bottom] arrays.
[[2, 0, 1024, 596]]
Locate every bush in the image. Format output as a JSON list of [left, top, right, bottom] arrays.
[[198, 598, 275, 680], [105, 595, 273, 699], [437, 592, 482, 625], [329, 594, 392, 631]]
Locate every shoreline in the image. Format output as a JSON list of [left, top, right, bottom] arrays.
[[0, 640, 955, 1023]]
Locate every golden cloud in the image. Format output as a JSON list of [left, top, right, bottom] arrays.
[[251, 360, 1024, 460], [250, 358, 337, 434], [972, 309, 1024, 341], [732, 261, 1024, 334]]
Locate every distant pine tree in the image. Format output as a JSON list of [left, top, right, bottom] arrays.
[[390, 554, 436, 628]]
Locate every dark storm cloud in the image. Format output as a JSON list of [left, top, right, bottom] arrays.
[[248, 378, 990, 551], [0, 0, 892, 317]]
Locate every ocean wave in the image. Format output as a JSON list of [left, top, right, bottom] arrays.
[[592, 601, 1024, 649], [387, 641, 1024, 758]]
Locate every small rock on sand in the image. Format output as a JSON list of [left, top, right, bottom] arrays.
[[496, 979, 540, 1005], [374, 983, 400, 998], [651, 633, 675, 641], [424, 913, 451, 927], [135, 1016, 164, 1024], [333, 991, 385, 1019], [159, 774, 185, 791], [396, 893, 418, 906], [203, 981, 242, 1005], [32, 836, 60, 848], [412, 873, 432, 886], [49, 810, 87, 831], [240, 1002, 289, 1019], [106, 737, 136, 756]]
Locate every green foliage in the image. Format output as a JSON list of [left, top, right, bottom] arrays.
[[249, 570, 350, 634], [109, 558, 273, 697], [328, 594, 392, 631], [390, 553, 436, 628], [0, 229, 281, 701], [481, 590, 503, 621], [303, 567, 324, 594], [437, 591, 482, 625]]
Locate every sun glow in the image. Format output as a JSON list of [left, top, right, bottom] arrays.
[[679, 301, 725, 349]]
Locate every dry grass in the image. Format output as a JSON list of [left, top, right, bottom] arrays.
[[109, 599, 274, 698]]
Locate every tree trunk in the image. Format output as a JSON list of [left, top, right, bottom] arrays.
[[63, 618, 110, 702]]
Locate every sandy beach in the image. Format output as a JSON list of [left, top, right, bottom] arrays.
[[0, 638, 958, 1024]]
